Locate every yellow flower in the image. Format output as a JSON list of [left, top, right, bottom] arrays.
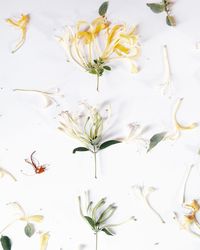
[[181, 200, 200, 233], [9, 202, 44, 223], [174, 165, 200, 237], [6, 13, 30, 53], [57, 16, 140, 91], [167, 98, 198, 140]]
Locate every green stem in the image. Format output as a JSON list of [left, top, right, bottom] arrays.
[[95, 232, 98, 250], [96, 75, 100, 92]]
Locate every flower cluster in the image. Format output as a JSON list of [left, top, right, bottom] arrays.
[[57, 7, 140, 91], [58, 103, 121, 178]]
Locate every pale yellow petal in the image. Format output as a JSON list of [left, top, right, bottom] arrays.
[[40, 232, 50, 250], [20, 215, 44, 223]]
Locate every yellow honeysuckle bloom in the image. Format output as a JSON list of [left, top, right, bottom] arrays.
[[40, 232, 50, 250], [57, 16, 140, 91], [174, 165, 200, 237], [167, 98, 198, 140], [6, 13, 30, 53], [9, 202, 43, 223]]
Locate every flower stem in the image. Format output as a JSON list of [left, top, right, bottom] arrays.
[[95, 232, 98, 250], [94, 152, 97, 179], [0, 219, 18, 234], [96, 75, 100, 92]]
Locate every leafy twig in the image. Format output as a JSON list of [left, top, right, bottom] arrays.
[[147, 0, 176, 26]]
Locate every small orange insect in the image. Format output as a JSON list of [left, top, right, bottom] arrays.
[[24, 151, 47, 174]]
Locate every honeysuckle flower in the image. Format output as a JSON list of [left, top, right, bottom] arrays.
[[13, 88, 63, 108], [160, 45, 173, 97], [58, 103, 121, 178], [57, 3, 140, 91], [122, 123, 148, 152], [6, 14, 30, 53], [1, 202, 44, 238], [78, 191, 136, 250], [167, 98, 198, 140], [174, 165, 200, 237], [147, 98, 198, 152], [132, 185, 165, 223]]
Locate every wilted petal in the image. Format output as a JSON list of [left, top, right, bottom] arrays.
[[40, 232, 50, 250]]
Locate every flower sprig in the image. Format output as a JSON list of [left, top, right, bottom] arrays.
[[6, 14, 30, 53], [78, 191, 136, 250], [147, 0, 176, 26], [57, 1, 140, 91], [5, 202, 44, 238], [174, 165, 200, 237], [147, 98, 198, 152], [58, 103, 121, 178]]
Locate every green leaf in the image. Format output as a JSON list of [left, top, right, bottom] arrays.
[[102, 228, 114, 236], [99, 140, 121, 150], [24, 223, 35, 237], [166, 15, 176, 26], [146, 3, 165, 13], [84, 216, 96, 230], [0, 236, 12, 250], [147, 132, 167, 152], [99, 1, 109, 16], [73, 147, 89, 154], [103, 66, 111, 71]]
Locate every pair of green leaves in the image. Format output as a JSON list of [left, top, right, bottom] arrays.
[[0, 236, 12, 250], [73, 140, 121, 154], [147, 1, 176, 26], [99, 1, 109, 16]]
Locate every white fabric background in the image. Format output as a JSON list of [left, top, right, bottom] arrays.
[[0, 0, 200, 249]]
